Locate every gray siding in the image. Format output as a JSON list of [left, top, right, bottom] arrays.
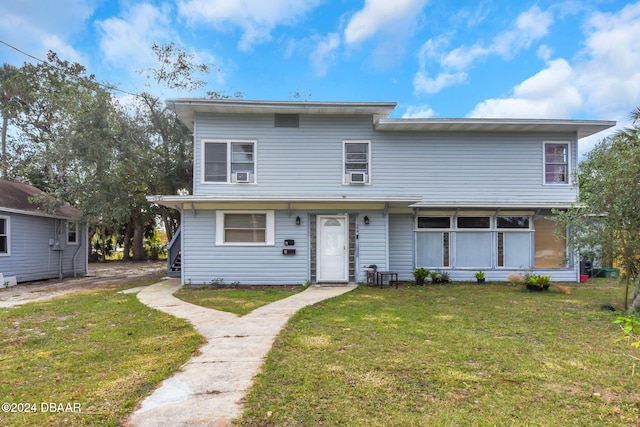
[[193, 113, 578, 204], [356, 211, 388, 281], [389, 214, 415, 281], [182, 209, 309, 285], [0, 211, 88, 283]]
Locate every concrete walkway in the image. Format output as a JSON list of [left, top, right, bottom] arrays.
[[127, 280, 356, 427]]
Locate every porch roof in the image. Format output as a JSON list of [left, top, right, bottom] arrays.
[[375, 118, 616, 139]]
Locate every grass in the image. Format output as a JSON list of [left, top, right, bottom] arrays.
[[234, 280, 640, 426], [0, 277, 204, 427], [174, 286, 303, 316]]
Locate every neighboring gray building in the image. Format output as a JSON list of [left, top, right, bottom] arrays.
[[0, 179, 88, 284], [148, 100, 615, 285]]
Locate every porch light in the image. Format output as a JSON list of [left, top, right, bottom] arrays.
[[296, 216, 301, 225], [364, 216, 370, 225]]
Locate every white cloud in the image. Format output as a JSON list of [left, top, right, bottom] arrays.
[[343, 0, 428, 45], [96, 3, 173, 68], [178, 0, 322, 51], [0, 0, 94, 65], [310, 33, 341, 76], [469, 58, 582, 118], [402, 104, 436, 118], [576, 2, 640, 120], [414, 5, 553, 95], [413, 70, 467, 94]]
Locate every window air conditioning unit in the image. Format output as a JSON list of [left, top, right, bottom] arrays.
[[348, 172, 367, 184], [234, 171, 251, 183]]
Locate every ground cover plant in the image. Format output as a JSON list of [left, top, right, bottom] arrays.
[[236, 280, 639, 426], [174, 286, 303, 316], [0, 277, 203, 426]]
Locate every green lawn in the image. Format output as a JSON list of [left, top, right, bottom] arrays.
[[174, 286, 303, 316], [234, 280, 639, 426], [0, 277, 204, 427]]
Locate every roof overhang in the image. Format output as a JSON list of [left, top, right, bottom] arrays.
[[375, 118, 616, 139], [147, 194, 422, 210], [408, 201, 576, 210], [0, 206, 79, 220], [167, 99, 397, 132]]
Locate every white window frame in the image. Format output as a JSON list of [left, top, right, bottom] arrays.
[[67, 221, 79, 245], [342, 140, 371, 185], [215, 210, 275, 246], [543, 141, 571, 185], [201, 139, 257, 184], [0, 215, 9, 256]]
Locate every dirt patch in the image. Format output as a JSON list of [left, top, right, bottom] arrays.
[[0, 261, 165, 308]]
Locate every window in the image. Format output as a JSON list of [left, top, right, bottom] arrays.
[[456, 217, 491, 268], [544, 142, 569, 184], [457, 217, 490, 228], [0, 216, 8, 255], [497, 216, 531, 268], [343, 141, 370, 184], [534, 217, 567, 267], [418, 217, 450, 229], [215, 211, 275, 245], [67, 221, 78, 245], [203, 140, 256, 183], [416, 216, 451, 268]]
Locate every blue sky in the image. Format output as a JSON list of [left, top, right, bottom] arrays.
[[1, 0, 639, 155]]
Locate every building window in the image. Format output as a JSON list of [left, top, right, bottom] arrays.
[[544, 142, 570, 184], [534, 217, 567, 267], [203, 140, 256, 183], [457, 216, 490, 229], [416, 216, 451, 268], [497, 216, 532, 268], [67, 221, 78, 245], [215, 211, 275, 246], [343, 141, 370, 184], [0, 216, 8, 255]]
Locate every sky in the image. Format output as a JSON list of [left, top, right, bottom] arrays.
[[1, 0, 639, 156]]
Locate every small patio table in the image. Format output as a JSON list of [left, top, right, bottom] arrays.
[[376, 271, 398, 289]]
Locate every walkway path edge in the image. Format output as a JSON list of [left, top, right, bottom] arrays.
[[127, 280, 356, 427]]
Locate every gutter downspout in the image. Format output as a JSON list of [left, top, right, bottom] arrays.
[[72, 225, 82, 278]]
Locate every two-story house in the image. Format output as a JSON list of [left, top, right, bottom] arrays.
[[147, 100, 614, 285]]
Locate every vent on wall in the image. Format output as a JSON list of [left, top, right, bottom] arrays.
[[274, 113, 299, 128]]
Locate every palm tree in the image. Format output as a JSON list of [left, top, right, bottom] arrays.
[[0, 63, 20, 179]]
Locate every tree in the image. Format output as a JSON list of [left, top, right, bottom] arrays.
[[554, 107, 640, 311], [0, 63, 24, 179]]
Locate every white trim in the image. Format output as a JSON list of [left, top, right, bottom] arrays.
[[0, 215, 9, 256], [201, 139, 257, 185], [342, 140, 371, 185], [66, 221, 79, 245], [543, 141, 571, 185], [215, 210, 274, 246]]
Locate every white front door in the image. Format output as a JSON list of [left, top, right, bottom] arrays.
[[317, 215, 348, 282]]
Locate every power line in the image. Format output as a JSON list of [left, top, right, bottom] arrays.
[[0, 39, 139, 97]]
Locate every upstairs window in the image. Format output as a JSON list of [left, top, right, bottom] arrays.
[[203, 140, 256, 183], [343, 141, 370, 184], [544, 142, 569, 184], [0, 216, 8, 255]]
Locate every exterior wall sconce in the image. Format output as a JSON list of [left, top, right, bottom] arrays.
[[295, 216, 301, 225], [364, 215, 370, 225]]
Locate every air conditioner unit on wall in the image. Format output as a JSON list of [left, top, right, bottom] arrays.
[[234, 171, 251, 183], [348, 172, 367, 184]]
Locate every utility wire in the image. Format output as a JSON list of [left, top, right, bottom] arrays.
[[0, 39, 139, 97]]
